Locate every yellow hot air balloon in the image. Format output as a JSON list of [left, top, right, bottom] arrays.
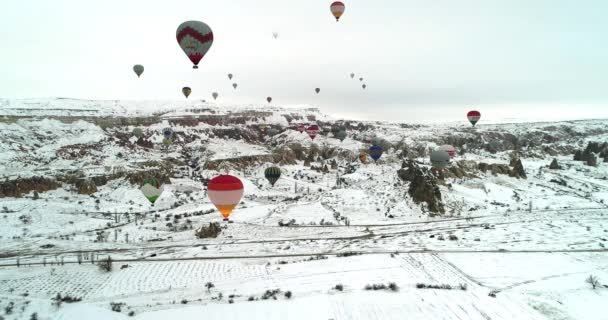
[[182, 87, 192, 98]]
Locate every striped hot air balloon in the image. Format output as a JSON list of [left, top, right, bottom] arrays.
[[467, 110, 481, 126], [162, 127, 173, 139], [306, 125, 320, 140], [182, 87, 192, 98], [264, 167, 281, 186], [140, 178, 163, 204], [176, 21, 214, 69], [208, 175, 244, 220], [297, 125, 305, 133], [330, 1, 345, 21]]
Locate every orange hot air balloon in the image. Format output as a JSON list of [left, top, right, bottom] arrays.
[[330, 1, 345, 21], [207, 175, 244, 220]]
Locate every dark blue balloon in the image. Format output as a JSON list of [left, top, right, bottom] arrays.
[[368, 145, 383, 161]]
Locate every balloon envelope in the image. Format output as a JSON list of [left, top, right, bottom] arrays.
[[350, 73, 355, 79], [133, 64, 144, 77], [368, 145, 383, 162], [208, 175, 244, 219], [266, 97, 272, 103], [212, 92, 218, 100], [330, 1, 345, 21], [362, 84, 367, 89], [264, 167, 281, 186], [233, 83, 238, 89], [315, 88, 320, 94], [467, 110, 481, 126], [140, 178, 163, 204], [228, 73, 233, 80], [336, 130, 347, 142], [132, 128, 143, 138], [431, 150, 451, 169], [306, 125, 320, 140], [176, 21, 214, 69], [297, 125, 305, 133], [438, 145, 456, 158], [162, 127, 173, 139], [182, 87, 192, 98]]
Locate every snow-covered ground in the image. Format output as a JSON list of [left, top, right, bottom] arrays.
[[0, 99, 607, 319]]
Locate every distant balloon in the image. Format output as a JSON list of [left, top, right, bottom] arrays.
[[140, 178, 163, 204], [350, 73, 355, 79], [212, 92, 219, 100], [232, 83, 238, 89], [272, 32, 279, 39], [359, 77, 363, 82], [264, 167, 282, 186], [132, 128, 143, 139], [368, 145, 383, 162], [297, 125, 305, 133], [207, 175, 244, 220], [438, 145, 456, 158], [162, 127, 173, 139], [315, 88, 320, 94], [182, 87, 192, 98], [362, 84, 367, 89], [133, 64, 144, 78], [430, 150, 451, 169], [176, 21, 214, 69], [371, 137, 382, 147], [330, 1, 346, 21], [306, 125, 320, 140], [268, 128, 279, 137], [228, 73, 233, 80], [467, 110, 481, 126], [335, 130, 347, 142], [266, 97, 272, 103]]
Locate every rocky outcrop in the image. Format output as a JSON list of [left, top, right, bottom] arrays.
[[476, 160, 526, 179], [397, 160, 444, 215], [195, 222, 222, 238], [549, 158, 560, 169], [0, 177, 61, 198], [75, 179, 97, 195], [573, 142, 607, 167], [509, 158, 527, 179]]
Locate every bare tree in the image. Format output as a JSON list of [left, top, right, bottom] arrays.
[[586, 275, 600, 289]]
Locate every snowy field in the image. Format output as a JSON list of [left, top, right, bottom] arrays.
[[0, 99, 607, 319]]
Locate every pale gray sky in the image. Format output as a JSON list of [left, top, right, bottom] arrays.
[[1, 0, 607, 121]]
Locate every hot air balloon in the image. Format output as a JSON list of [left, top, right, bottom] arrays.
[[264, 167, 281, 186], [430, 150, 451, 169], [208, 175, 244, 221], [368, 145, 383, 162], [162, 127, 173, 140], [350, 73, 355, 79], [371, 136, 382, 147], [315, 88, 320, 94], [232, 83, 238, 89], [182, 87, 192, 98], [133, 64, 144, 78], [335, 130, 347, 142], [228, 73, 233, 80], [176, 20, 214, 69], [297, 125, 305, 133], [362, 84, 367, 89], [212, 92, 219, 100], [467, 110, 481, 126], [330, 1, 345, 21], [438, 145, 456, 158], [359, 77, 363, 82], [268, 128, 279, 137], [272, 32, 279, 39], [306, 125, 320, 140], [266, 97, 272, 103], [132, 128, 143, 139], [140, 178, 163, 204], [359, 152, 368, 163]]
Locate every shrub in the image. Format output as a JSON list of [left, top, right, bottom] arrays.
[[228, 299, 234, 304], [4, 302, 14, 314], [97, 256, 112, 272], [181, 299, 188, 304], [459, 283, 468, 291], [416, 283, 426, 289], [488, 290, 498, 298], [205, 282, 215, 292], [388, 282, 399, 292], [336, 252, 361, 257], [284, 291, 292, 299], [110, 302, 125, 312], [334, 284, 344, 291], [448, 234, 458, 241], [586, 275, 600, 289], [30, 312, 38, 320], [128, 311, 135, 317], [248, 296, 255, 301]]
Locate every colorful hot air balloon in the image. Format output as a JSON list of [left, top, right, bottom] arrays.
[[467, 110, 481, 126], [368, 145, 383, 162], [306, 125, 320, 140], [176, 21, 214, 69], [264, 167, 281, 186], [297, 125, 305, 133], [350, 73, 355, 79], [335, 130, 347, 142], [362, 84, 367, 89], [207, 175, 244, 220], [133, 64, 144, 78], [162, 127, 173, 139], [266, 97, 272, 103], [330, 1, 345, 21], [232, 83, 238, 89], [182, 87, 192, 98], [438, 145, 456, 158], [140, 178, 163, 204], [212, 92, 219, 100], [132, 128, 143, 138], [430, 150, 451, 169], [228, 73, 233, 80], [315, 88, 320, 94]]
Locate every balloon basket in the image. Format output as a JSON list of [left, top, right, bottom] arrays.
[[193, 66, 199, 69]]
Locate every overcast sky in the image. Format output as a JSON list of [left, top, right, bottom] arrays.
[[1, 0, 607, 121]]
